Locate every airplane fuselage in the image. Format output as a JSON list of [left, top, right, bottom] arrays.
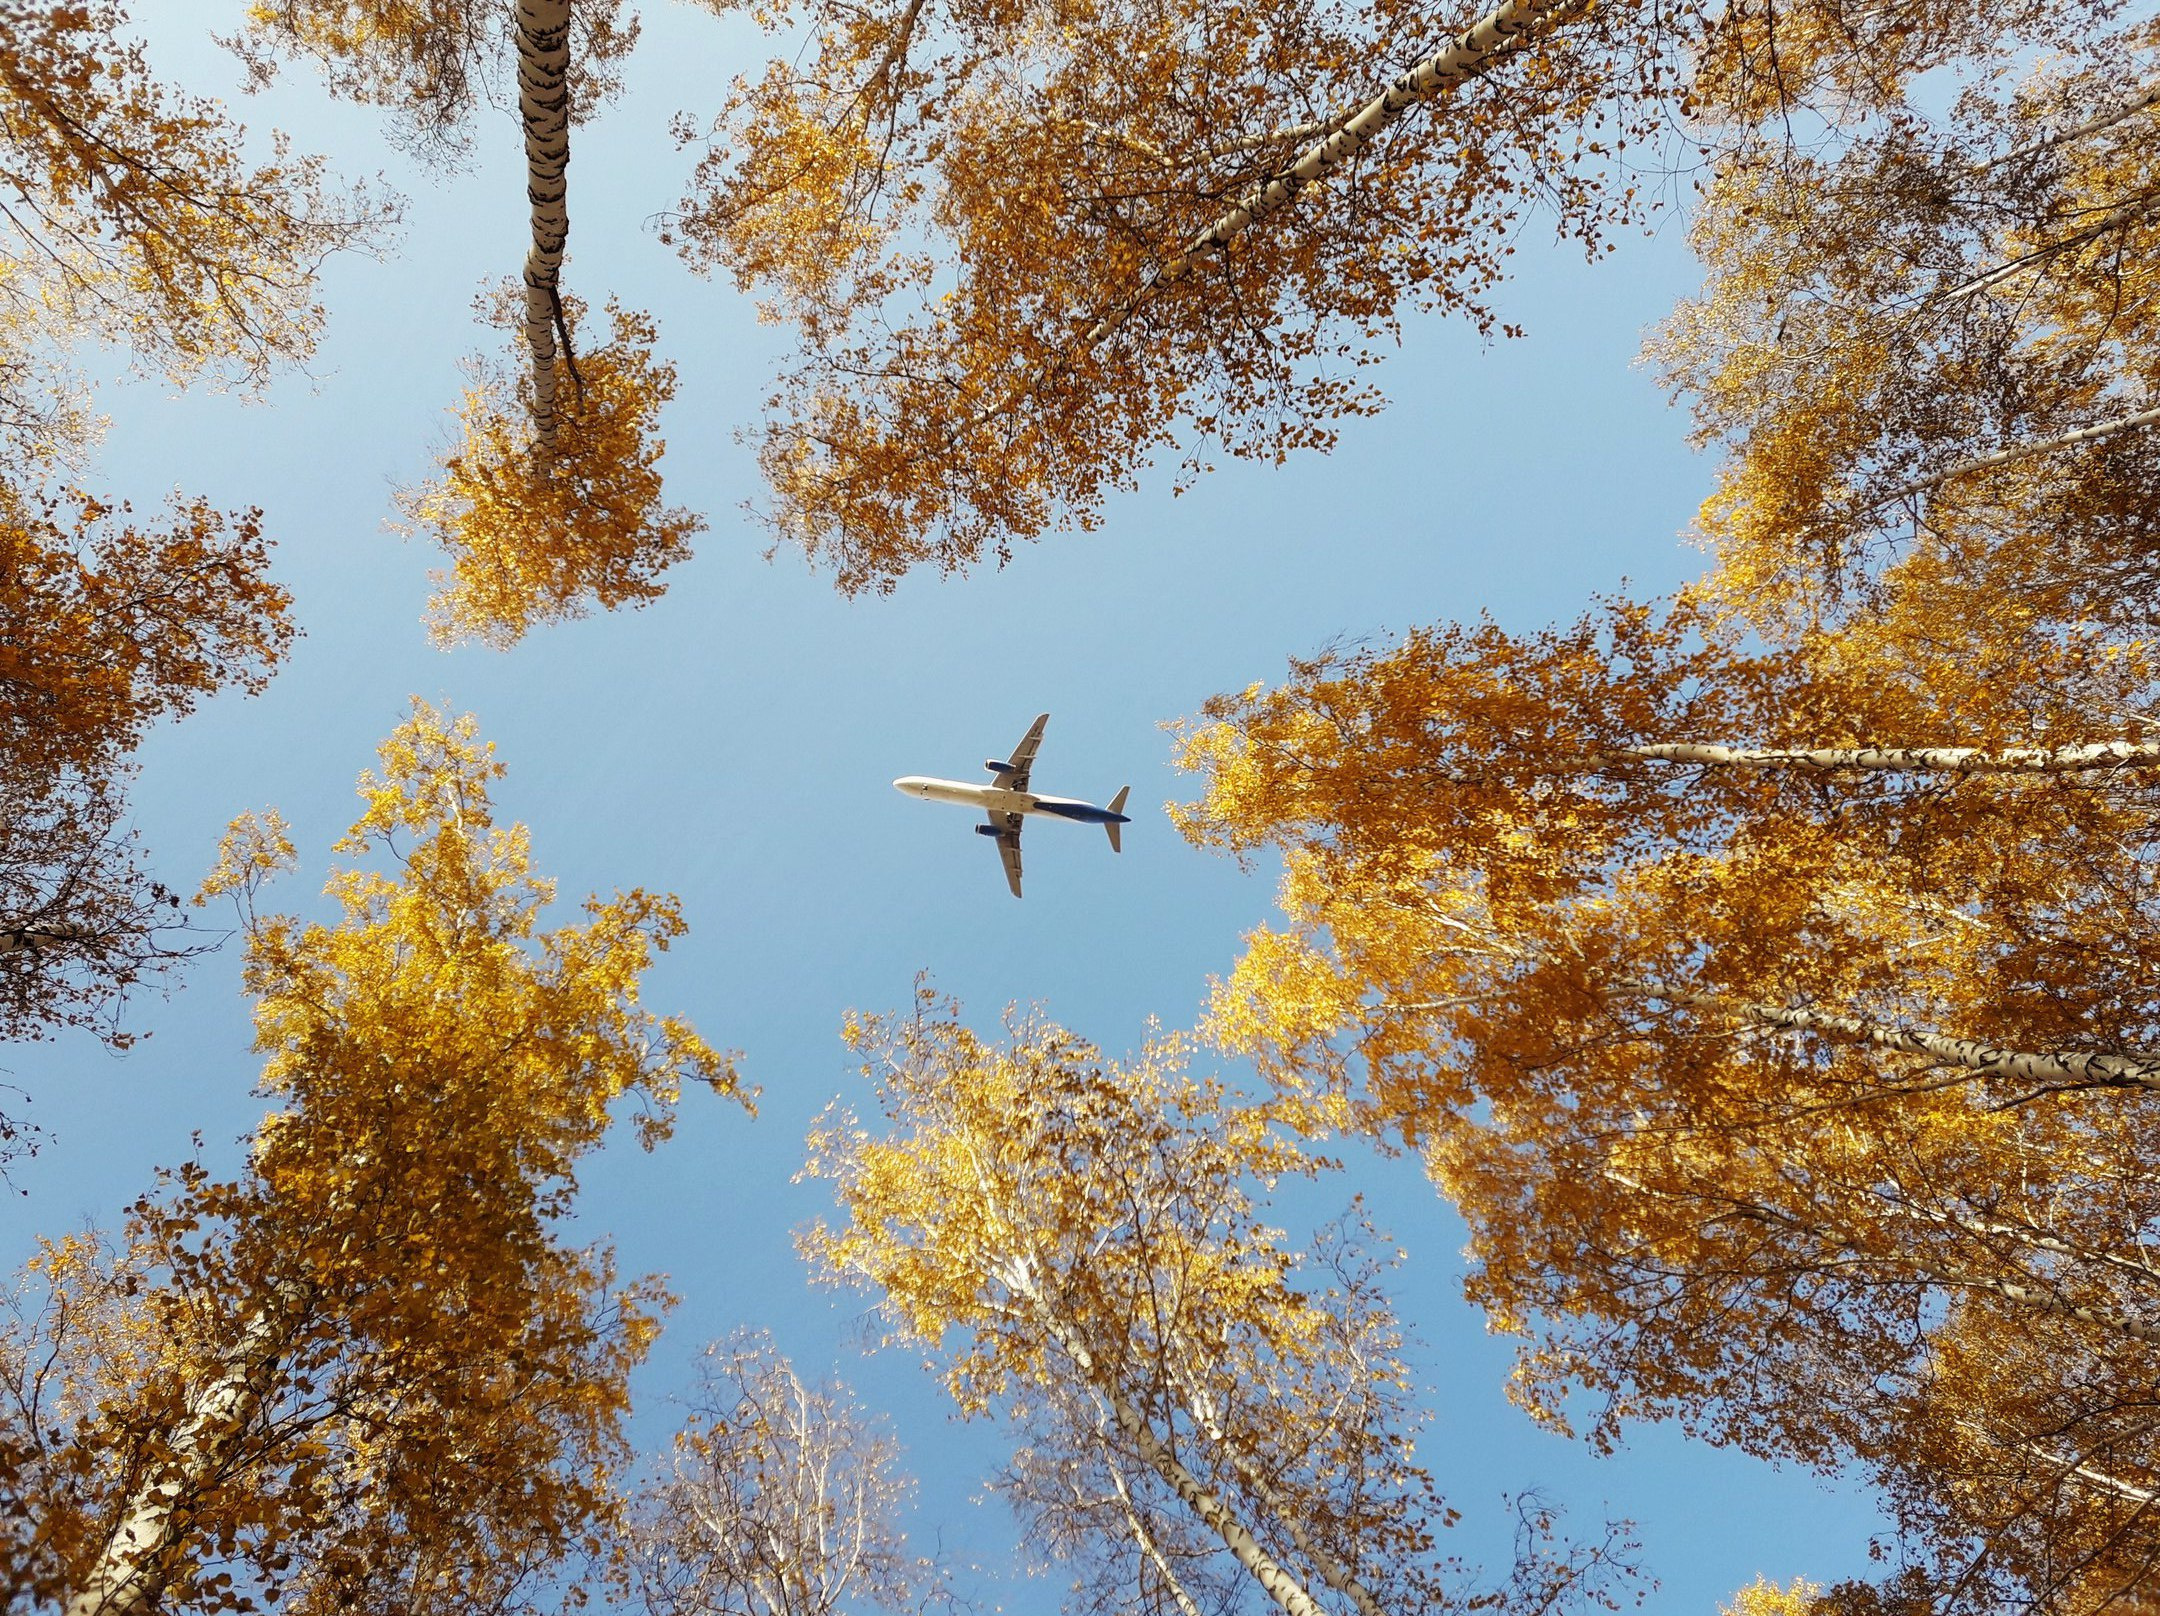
[[895, 714, 1129, 897], [892, 776, 1129, 826]]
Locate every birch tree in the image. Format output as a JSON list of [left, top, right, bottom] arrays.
[[242, 1, 697, 645], [625, 1332, 946, 1616], [0, 702, 745, 1615], [1654, 16, 2160, 640], [1173, 597, 2160, 1613], [802, 991, 1636, 1616], [667, 0, 2085, 591]]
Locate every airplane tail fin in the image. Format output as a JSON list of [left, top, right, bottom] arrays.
[[1106, 787, 1130, 854]]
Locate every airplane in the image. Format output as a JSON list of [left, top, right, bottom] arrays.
[[893, 713, 1131, 898]]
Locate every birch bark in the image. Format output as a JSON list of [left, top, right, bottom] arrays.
[[1881, 405, 2160, 509], [1599, 740, 2160, 775], [999, 1263, 1330, 1616], [1166, 1370, 1392, 1616], [516, 0, 573, 452], [1094, 1435, 1209, 1616], [1607, 982, 2160, 1096], [63, 1305, 293, 1616]]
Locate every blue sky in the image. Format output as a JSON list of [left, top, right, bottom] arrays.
[[6, 3, 1891, 1607]]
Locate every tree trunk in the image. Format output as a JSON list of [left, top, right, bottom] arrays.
[[1159, 0, 1587, 287], [1612, 983, 2160, 1096], [1091, 1428, 1208, 1616], [64, 1307, 290, 1616], [1879, 404, 2160, 508], [1002, 1266, 1330, 1616], [516, 0, 573, 452], [1603, 740, 2160, 775], [1165, 1368, 1391, 1616]]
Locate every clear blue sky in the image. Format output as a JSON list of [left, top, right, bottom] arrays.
[[7, 4, 1890, 1607]]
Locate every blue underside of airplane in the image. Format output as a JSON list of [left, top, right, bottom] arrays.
[[1031, 801, 1132, 825]]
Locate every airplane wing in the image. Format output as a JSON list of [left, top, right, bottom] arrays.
[[987, 812, 1024, 898], [990, 713, 1050, 793]]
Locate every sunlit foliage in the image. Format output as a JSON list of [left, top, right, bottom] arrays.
[[673, 0, 2093, 590], [805, 990, 1637, 1616], [1175, 598, 2160, 1610], [401, 299, 703, 649], [0, 703, 745, 1615], [2, 0, 387, 389], [0, 485, 293, 1066]]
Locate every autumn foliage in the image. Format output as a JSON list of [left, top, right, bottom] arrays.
[[3, 0, 2158, 1607], [402, 301, 704, 649], [0, 704, 743, 1615], [806, 991, 1636, 1616], [1172, 11, 2160, 1607], [0, 487, 293, 1064]]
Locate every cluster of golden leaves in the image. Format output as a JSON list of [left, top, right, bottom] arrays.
[[1657, 14, 2160, 640], [399, 299, 703, 649], [1172, 10, 2160, 1610], [2, 1, 391, 387], [2, 704, 745, 1615]]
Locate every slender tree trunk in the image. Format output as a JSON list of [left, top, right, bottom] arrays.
[[1880, 404, 2160, 509], [1157, 0, 1586, 286], [1602, 739, 2160, 775], [516, 0, 573, 452], [0, 920, 97, 956], [1000, 1265, 1329, 1616], [64, 1309, 289, 1616], [1942, 191, 2160, 303], [1612, 982, 2160, 1096], [1090, 1431, 1208, 1616], [1166, 1369, 1392, 1616], [1866, 1197, 2160, 1290], [1986, 84, 2160, 170]]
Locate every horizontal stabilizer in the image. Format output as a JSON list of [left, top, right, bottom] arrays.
[[1106, 786, 1130, 853]]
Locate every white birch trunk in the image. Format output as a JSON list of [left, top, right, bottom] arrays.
[[0, 920, 98, 956], [998, 1264, 1330, 1616], [1094, 1440, 1208, 1616], [1159, 0, 1586, 283], [64, 1309, 286, 1616], [1941, 192, 2160, 303], [1084, 0, 1585, 349], [517, 0, 573, 453], [1167, 1371, 1391, 1616], [1986, 85, 2160, 170], [1615, 983, 2160, 1097], [1601, 739, 2160, 775], [949, 0, 1583, 443], [1878, 404, 2160, 509]]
